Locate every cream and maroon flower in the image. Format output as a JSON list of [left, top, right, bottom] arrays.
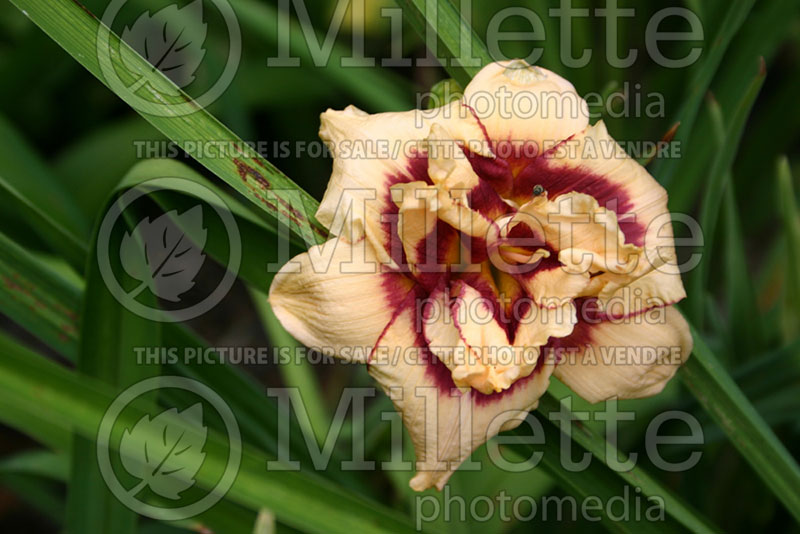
[[269, 59, 692, 491]]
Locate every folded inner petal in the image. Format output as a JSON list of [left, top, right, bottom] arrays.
[[368, 303, 554, 491]]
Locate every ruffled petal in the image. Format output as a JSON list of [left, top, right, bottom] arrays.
[[462, 59, 589, 151], [516, 192, 644, 276], [544, 121, 671, 248], [269, 237, 414, 362], [514, 255, 591, 308], [422, 282, 536, 394], [554, 306, 692, 403], [368, 303, 554, 491], [538, 121, 687, 309], [317, 102, 491, 266]]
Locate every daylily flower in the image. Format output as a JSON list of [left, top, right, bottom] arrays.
[[269, 59, 692, 491]]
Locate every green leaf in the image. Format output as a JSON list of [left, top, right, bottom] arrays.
[[251, 288, 329, 447], [392, 0, 492, 86], [721, 178, 764, 357], [776, 156, 800, 338], [667, 0, 798, 214], [700, 92, 763, 357], [680, 321, 800, 522], [10, 0, 327, 249], [0, 113, 87, 266], [0, 230, 82, 360], [0, 332, 426, 534], [686, 59, 766, 327], [65, 191, 163, 534], [515, 393, 718, 534], [0, 451, 265, 534], [650, 0, 756, 186], [0, 450, 70, 481]]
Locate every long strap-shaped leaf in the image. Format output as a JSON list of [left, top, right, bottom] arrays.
[[776, 156, 800, 338], [10, 0, 327, 249], [649, 0, 756, 186], [0, 333, 424, 534], [0, 156, 365, 487], [393, 0, 491, 87], [687, 60, 766, 327], [0, 230, 82, 360], [0, 449, 260, 534], [534, 394, 717, 534], [65, 194, 164, 534], [680, 325, 800, 522], [665, 0, 796, 214], [0, 114, 88, 267]]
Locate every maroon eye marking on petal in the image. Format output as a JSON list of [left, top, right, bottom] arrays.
[[503, 219, 548, 253], [463, 103, 492, 147], [393, 149, 433, 184], [423, 339, 462, 393], [465, 143, 647, 247], [379, 151, 433, 269], [380, 271, 418, 310], [367, 285, 424, 368], [417, 285, 465, 392], [413, 220, 458, 292], [466, 177, 512, 220], [454, 275, 501, 322], [512, 157, 646, 247], [574, 295, 680, 323], [460, 231, 489, 265], [465, 149, 514, 197]]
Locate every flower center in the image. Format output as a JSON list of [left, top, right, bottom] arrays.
[[388, 139, 646, 394]]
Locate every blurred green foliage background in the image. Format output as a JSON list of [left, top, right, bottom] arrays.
[[0, 0, 799, 533]]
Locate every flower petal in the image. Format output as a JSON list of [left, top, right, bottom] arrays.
[[462, 59, 589, 150], [530, 119, 688, 309], [269, 237, 414, 362], [317, 102, 491, 265], [368, 303, 554, 491], [514, 254, 591, 308], [515, 120, 673, 253], [516, 192, 644, 276], [423, 281, 532, 394], [554, 305, 692, 403]]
